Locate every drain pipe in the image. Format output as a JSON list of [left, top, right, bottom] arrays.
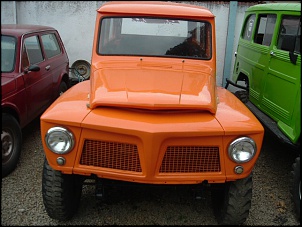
[[222, 1, 238, 87], [13, 1, 18, 24]]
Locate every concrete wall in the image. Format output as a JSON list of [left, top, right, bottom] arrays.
[[1, 1, 258, 86]]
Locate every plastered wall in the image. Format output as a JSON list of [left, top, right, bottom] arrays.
[[1, 1, 256, 86]]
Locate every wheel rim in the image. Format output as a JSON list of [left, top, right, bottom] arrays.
[[2, 129, 14, 163], [71, 60, 91, 80]]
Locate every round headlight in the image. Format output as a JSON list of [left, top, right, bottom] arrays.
[[228, 137, 256, 163], [45, 127, 74, 154]]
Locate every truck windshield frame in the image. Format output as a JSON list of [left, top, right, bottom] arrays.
[[98, 17, 212, 60]]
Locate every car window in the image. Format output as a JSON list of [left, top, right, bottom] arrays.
[[242, 14, 256, 41], [98, 17, 212, 59], [1, 35, 16, 72], [254, 14, 276, 46], [277, 16, 300, 54], [41, 33, 62, 58], [24, 36, 44, 64]]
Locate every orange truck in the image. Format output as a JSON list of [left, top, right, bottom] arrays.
[[40, 1, 264, 225]]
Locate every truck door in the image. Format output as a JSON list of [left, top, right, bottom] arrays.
[[249, 14, 277, 105], [262, 15, 301, 141]]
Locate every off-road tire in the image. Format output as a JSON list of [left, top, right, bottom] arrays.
[[2, 113, 22, 178], [234, 90, 249, 104], [290, 157, 300, 221], [211, 173, 253, 225], [42, 158, 83, 221]]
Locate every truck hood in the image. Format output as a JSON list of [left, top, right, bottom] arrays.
[[89, 61, 217, 114]]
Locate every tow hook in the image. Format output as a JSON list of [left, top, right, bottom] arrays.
[[193, 183, 208, 200], [95, 178, 105, 200]]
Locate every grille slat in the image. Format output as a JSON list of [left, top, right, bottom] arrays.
[[160, 146, 220, 173], [80, 140, 142, 172]]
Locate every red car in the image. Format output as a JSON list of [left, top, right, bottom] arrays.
[[1, 24, 70, 177]]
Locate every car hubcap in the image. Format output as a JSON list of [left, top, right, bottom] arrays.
[[2, 130, 13, 163]]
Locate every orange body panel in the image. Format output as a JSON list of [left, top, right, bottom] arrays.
[[40, 1, 264, 185], [41, 81, 264, 184]]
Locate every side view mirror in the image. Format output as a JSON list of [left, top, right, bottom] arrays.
[[24, 64, 40, 74], [280, 35, 298, 65], [289, 52, 298, 65]]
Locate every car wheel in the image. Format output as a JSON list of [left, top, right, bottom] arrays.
[[234, 90, 249, 103], [59, 81, 68, 96], [290, 156, 300, 221], [2, 113, 22, 178], [42, 158, 83, 221], [211, 173, 253, 225]]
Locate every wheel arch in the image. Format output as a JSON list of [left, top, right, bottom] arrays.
[[2, 105, 20, 125], [236, 71, 250, 89]]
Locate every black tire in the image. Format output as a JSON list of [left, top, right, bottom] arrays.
[[234, 90, 249, 104], [59, 81, 68, 97], [42, 158, 83, 221], [2, 113, 22, 178], [290, 157, 300, 221], [211, 173, 253, 225]]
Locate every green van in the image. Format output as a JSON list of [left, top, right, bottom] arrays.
[[225, 2, 300, 220]]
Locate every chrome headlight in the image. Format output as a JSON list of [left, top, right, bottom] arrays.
[[228, 137, 256, 163], [45, 127, 74, 154]]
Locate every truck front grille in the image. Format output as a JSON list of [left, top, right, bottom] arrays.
[[80, 140, 220, 174], [159, 146, 220, 173], [80, 140, 142, 172]]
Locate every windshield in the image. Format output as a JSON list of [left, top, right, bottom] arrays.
[[1, 35, 17, 73], [98, 17, 212, 59]]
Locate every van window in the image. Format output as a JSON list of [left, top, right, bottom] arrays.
[[277, 16, 300, 54], [242, 14, 256, 41], [254, 14, 276, 46]]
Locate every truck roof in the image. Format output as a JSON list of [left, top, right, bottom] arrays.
[[246, 3, 301, 12], [98, 1, 214, 18]]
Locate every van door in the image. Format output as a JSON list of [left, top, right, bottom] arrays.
[[261, 15, 301, 141]]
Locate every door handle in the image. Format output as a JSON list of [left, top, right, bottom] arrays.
[[45, 65, 51, 71]]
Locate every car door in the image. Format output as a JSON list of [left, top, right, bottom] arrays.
[[22, 33, 53, 122], [40, 31, 68, 98]]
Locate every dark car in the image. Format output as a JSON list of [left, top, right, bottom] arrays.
[[1, 24, 70, 177]]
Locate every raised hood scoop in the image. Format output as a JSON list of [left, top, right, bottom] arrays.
[[89, 61, 217, 114]]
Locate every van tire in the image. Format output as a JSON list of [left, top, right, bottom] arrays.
[[42, 158, 82, 221], [290, 157, 300, 221], [2, 113, 22, 178], [211, 173, 253, 225], [234, 90, 249, 103]]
